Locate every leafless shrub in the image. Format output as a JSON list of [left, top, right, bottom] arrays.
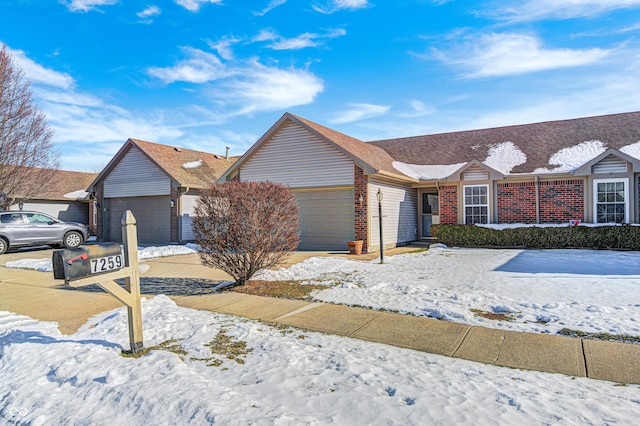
[[193, 181, 299, 286]]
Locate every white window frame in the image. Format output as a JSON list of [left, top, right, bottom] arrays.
[[593, 178, 629, 224], [463, 184, 490, 224]]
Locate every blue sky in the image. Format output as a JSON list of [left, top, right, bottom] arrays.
[[2, 0, 640, 172]]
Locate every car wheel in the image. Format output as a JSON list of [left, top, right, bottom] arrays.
[[63, 231, 83, 248], [0, 238, 7, 255]]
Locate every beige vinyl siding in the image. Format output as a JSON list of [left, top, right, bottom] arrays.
[[241, 122, 354, 188], [104, 147, 171, 197], [11, 201, 89, 224], [368, 179, 418, 251], [180, 193, 199, 241]]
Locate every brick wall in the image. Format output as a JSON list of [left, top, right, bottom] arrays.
[[354, 165, 368, 252], [497, 181, 536, 223], [497, 179, 584, 224], [439, 185, 458, 224], [538, 179, 584, 223]]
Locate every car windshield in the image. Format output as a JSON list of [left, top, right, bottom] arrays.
[[25, 213, 56, 224]]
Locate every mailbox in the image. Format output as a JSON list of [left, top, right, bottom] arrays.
[[53, 242, 124, 281]]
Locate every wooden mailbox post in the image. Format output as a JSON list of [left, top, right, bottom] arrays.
[[52, 211, 144, 353]]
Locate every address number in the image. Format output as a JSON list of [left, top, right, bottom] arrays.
[[90, 255, 124, 274]]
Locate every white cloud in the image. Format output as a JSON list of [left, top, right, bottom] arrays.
[[313, 0, 369, 14], [255, 28, 346, 50], [7, 47, 75, 89], [147, 47, 227, 84], [433, 33, 610, 78], [65, 0, 118, 13], [398, 99, 436, 118], [253, 0, 287, 16], [147, 49, 324, 115], [137, 5, 161, 18], [207, 37, 241, 60], [493, 0, 640, 21], [175, 0, 222, 12], [217, 61, 324, 113], [329, 103, 390, 124]]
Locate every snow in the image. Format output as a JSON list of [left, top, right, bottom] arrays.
[[620, 141, 640, 159], [63, 189, 89, 199], [2, 295, 640, 425], [483, 141, 527, 174], [256, 246, 640, 337], [3, 247, 640, 423], [182, 159, 203, 169], [534, 140, 607, 173], [393, 161, 466, 180]]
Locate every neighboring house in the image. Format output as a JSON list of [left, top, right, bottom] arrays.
[[5, 168, 97, 226], [88, 138, 238, 245], [220, 111, 640, 252]]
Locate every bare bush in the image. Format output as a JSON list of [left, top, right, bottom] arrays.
[[193, 181, 299, 286], [0, 45, 59, 209]]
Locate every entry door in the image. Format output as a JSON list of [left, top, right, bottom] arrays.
[[421, 192, 439, 237]]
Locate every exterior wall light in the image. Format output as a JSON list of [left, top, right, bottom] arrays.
[[170, 200, 175, 208]]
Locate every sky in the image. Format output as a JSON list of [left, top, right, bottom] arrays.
[[2, 0, 640, 172]]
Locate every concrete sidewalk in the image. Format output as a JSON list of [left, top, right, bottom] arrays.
[[174, 291, 640, 385], [1, 245, 639, 385]]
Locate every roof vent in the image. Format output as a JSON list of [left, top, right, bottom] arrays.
[[174, 147, 182, 152], [226, 146, 230, 160]]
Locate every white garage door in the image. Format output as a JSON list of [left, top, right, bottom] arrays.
[[295, 189, 354, 250], [105, 196, 170, 244]]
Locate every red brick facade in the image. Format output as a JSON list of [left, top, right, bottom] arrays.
[[439, 185, 458, 224], [354, 165, 368, 252], [496, 179, 585, 223], [497, 181, 536, 223], [538, 179, 584, 222]]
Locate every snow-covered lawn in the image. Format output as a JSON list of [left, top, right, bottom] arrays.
[[2, 295, 640, 425], [257, 245, 640, 338], [3, 245, 640, 424]]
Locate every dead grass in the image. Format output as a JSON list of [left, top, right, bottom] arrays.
[[231, 280, 327, 300], [471, 308, 516, 322], [557, 328, 640, 344], [121, 338, 187, 359]]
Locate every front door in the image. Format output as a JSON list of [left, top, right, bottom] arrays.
[[421, 192, 439, 237]]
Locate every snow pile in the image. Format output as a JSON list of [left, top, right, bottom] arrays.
[[1, 295, 639, 424], [393, 161, 465, 180], [182, 159, 203, 169], [535, 140, 607, 173], [483, 141, 527, 174]]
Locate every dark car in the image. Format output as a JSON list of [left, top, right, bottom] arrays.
[[0, 210, 89, 254]]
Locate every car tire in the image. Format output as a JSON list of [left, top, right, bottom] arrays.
[[0, 238, 7, 255], [63, 231, 83, 249]]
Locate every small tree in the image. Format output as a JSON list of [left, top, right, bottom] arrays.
[[0, 45, 59, 209], [193, 181, 300, 286]]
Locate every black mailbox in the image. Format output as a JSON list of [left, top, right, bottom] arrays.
[[53, 242, 124, 281]]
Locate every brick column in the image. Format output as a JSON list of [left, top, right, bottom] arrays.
[[354, 165, 368, 252], [439, 185, 458, 224]]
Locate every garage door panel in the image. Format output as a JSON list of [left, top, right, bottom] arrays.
[[294, 189, 354, 250], [106, 196, 170, 245]]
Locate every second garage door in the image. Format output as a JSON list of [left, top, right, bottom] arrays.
[[105, 196, 170, 244], [295, 189, 354, 250]]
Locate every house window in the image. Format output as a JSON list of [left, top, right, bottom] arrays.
[[594, 178, 628, 223], [464, 184, 489, 224]]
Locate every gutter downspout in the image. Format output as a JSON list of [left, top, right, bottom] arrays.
[[535, 176, 540, 224]]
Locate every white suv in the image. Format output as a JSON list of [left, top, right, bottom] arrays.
[[0, 211, 89, 254]]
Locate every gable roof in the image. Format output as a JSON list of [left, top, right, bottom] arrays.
[[369, 111, 640, 174], [221, 113, 416, 182], [91, 138, 239, 191], [7, 168, 97, 201]]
